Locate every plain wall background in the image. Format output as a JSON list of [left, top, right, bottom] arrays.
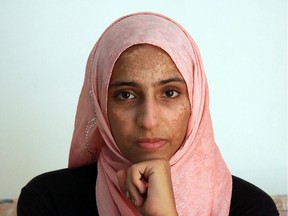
[[0, 0, 287, 199]]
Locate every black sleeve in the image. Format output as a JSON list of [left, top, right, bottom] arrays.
[[17, 163, 98, 216], [229, 176, 279, 216], [17, 183, 57, 216]]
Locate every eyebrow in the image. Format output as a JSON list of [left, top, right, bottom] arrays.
[[109, 81, 140, 88], [109, 77, 186, 88], [158, 77, 186, 85]]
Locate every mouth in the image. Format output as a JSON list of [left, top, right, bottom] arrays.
[[136, 138, 167, 150]]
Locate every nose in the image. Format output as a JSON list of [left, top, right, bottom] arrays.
[[136, 97, 159, 129]]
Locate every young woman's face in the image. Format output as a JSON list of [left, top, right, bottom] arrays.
[[108, 44, 191, 163]]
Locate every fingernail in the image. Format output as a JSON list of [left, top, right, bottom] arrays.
[[131, 197, 136, 206], [125, 191, 130, 199]]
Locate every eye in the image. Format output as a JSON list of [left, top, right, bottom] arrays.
[[115, 91, 136, 100], [162, 89, 180, 98]]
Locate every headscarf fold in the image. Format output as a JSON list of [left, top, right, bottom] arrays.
[[69, 12, 232, 215]]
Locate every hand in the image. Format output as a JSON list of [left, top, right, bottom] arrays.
[[116, 159, 178, 216]]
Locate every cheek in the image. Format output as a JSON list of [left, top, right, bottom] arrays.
[[169, 102, 191, 140], [169, 101, 190, 123], [108, 107, 134, 143], [108, 108, 124, 135], [109, 108, 123, 125]]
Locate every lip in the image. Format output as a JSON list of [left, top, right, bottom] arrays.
[[136, 138, 167, 150]]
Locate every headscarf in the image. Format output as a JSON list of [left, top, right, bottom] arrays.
[[68, 12, 232, 215]]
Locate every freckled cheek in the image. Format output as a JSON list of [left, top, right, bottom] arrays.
[[112, 108, 136, 123], [109, 108, 122, 122], [168, 103, 191, 139], [168, 103, 190, 123], [108, 108, 135, 139]]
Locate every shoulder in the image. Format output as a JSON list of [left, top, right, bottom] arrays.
[[17, 163, 98, 216], [20, 162, 98, 197], [26, 162, 97, 187], [230, 176, 279, 216]]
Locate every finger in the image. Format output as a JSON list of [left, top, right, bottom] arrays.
[[116, 170, 127, 193], [125, 170, 144, 206], [126, 166, 150, 207], [117, 169, 143, 206], [129, 165, 149, 195]]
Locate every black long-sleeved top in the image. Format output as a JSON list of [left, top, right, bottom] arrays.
[[17, 163, 279, 216]]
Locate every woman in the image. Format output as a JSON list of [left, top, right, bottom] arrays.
[[18, 12, 278, 215]]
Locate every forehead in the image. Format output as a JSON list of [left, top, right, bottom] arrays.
[[111, 44, 183, 81]]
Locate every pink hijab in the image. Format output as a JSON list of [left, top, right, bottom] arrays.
[[69, 12, 232, 215]]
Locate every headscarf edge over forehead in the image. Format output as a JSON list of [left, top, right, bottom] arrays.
[[68, 12, 232, 215]]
